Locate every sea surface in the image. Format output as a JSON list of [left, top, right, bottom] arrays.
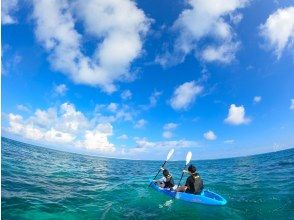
[[1, 137, 294, 219]]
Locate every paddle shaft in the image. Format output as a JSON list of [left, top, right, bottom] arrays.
[[148, 160, 167, 187], [177, 165, 187, 187]]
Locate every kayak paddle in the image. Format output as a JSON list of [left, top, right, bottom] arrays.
[[149, 148, 174, 187], [177, 151, 192, 187]]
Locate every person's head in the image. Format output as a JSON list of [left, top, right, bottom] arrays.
[[163, 169, 170, 177], [188, 165, 196, 174]]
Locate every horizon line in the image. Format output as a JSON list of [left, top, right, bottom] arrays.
[[2, 136, 293, 162]]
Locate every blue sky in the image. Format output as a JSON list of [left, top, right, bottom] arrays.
[[2, 0, 294, 160]]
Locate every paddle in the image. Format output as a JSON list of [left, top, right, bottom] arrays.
[[177, 151, 192, 187], [149, 148, 174, 187]]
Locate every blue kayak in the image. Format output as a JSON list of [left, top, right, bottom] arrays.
[[150, 181, 227, 206]]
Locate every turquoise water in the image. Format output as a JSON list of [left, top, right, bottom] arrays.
[[2, 137, 294, 219]]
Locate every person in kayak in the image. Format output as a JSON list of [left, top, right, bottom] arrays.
[[153, 169, 175, 189], [176, 164, 204, 194]]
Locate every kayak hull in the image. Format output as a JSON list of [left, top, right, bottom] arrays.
[[150, 181, 227, 206]]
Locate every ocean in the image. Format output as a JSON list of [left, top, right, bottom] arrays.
[[1, 137, 294, 219]]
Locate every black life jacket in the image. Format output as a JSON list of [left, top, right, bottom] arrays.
[[188, 173, 204, 194], [164, 175, 175, 188]]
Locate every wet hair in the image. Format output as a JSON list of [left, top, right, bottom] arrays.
[[163, 169, 170, 177], [188, 165, 196, 174]]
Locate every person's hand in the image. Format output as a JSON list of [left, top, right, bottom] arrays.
[[160, 167, 164, 171], [183, 170, 188, 173]]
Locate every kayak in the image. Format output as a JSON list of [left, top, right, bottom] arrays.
[[150, 181, 227, 206]]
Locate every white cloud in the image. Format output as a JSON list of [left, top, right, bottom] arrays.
[[134, 119, 147, 128], [2, 0, 19, 24], [121, 90, 132, 100], [5, 103, 115, 152], [224, 104, 250, 125], [135, 137, 199, 149], [203, 130, 217, 141], [253, 96, 262, 103], [141, 90, 162, 110], [290, 99, 294, 110], [149, 90, 162, 108], [44, 128, 74, 144], [117, 134, 128, 140], [94, 103, 134, 123], [76, 124, 115, 152], [162, 123, 178, 139], [224, 139, 235, 144], [201, 42, 240, 63], [107, 103, 118, 112], [163, 123, 178, 130], [170, 81, 203, 110], [32, 0, 150, 93], [54, 84, 68, 96], [260, 7, 294, 59], [17, 104, 30, 112], [230, 13, 243, 24], [162, 131, 173, 139], [157, 0, 248, 65]]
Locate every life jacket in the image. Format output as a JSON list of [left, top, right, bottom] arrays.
[[164, 175, 175, 188], [187, 173, 204, 194]]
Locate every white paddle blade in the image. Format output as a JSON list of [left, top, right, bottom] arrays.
[[166, 149, 174, 161], [185, 151, 192, 165]]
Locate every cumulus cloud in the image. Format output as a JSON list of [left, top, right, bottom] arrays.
[[117, 134, 128, 140], [203, 130, 217, 141], [121, 90, 132, 100], [149, 90, 162, 107], [107, 103, 118, 113], [141, 90, 162, 110], [290, 99, 294, 110], [170, 81, 203, 110], [201, 42, 240, 64], [162, 122, 178, 139], [54, 84, 68, 96], [224, 104, 250, 125], [2, 0, 19, 24], [5, 102, 115, 152], [17, 104, 30, 113], [260, 7, 294, 59], [157, 0, 248, 65], [253, 96, 262, 103], [32, 0, 150, 93], [94, 103, 134, 123], [134, 119, 147, 128], [163, 123, 178, 130], [162, 131, 173, 139]]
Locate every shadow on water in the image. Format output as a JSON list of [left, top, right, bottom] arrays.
[[1, 137, 294, 219]]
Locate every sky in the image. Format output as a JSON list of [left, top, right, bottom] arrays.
[[1, 0, 294, 160]]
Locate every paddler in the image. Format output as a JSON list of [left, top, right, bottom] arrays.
[[176, 164, 204, 194], [153, 169, 175, 189]]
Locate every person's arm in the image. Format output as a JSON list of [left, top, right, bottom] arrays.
[[170, 177, 175, 186], [153, 177, 165, 183], [185, 177, 190, 189]]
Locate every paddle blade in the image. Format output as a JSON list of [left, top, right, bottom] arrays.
[[185, 151, 192, 165], [166, 149, 174, 161]]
